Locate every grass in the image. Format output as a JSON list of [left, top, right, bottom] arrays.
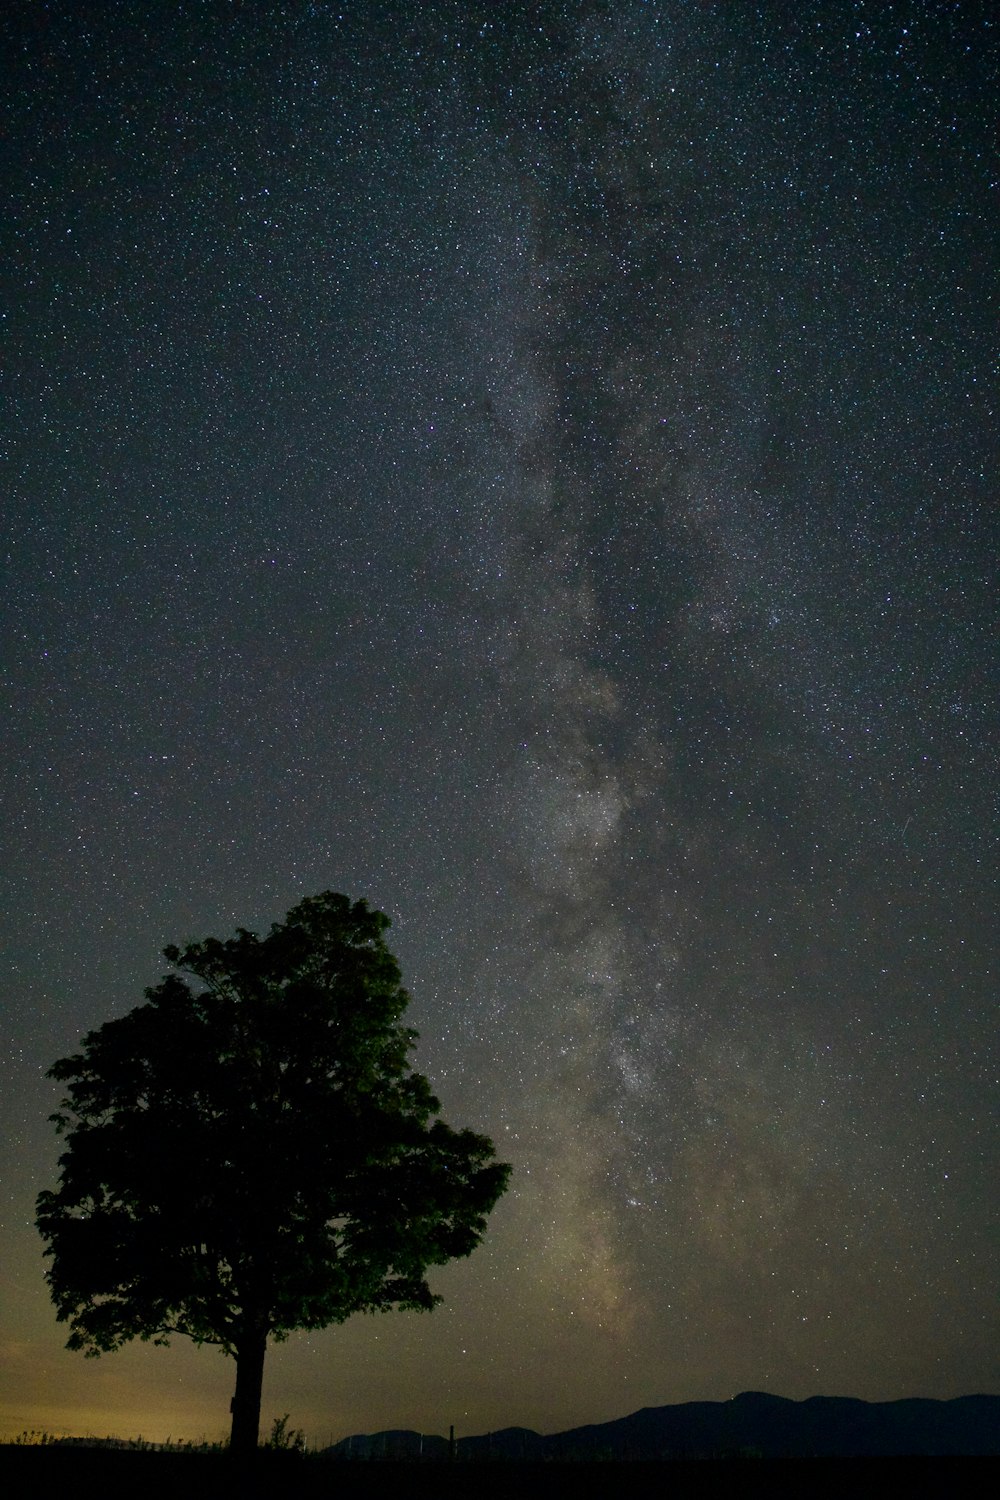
[[0, 1445, 996, 1500]]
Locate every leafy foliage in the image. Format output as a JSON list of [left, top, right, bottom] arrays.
[[265, 1414, 305, 1453], [36, 892, 509, 1443]]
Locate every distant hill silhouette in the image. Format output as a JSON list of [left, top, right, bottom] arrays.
[[327, 1391, 1000, 1459]]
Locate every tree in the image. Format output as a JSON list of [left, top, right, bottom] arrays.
[[36, 892, 510, 1457]]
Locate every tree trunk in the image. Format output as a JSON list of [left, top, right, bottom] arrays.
[[229, 1327, 267, 1457]]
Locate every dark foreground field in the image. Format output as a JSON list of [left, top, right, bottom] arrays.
[[1, 1448, 997, 1500]]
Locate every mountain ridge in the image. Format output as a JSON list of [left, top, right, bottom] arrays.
[[326, 1391, 1000, 1459]]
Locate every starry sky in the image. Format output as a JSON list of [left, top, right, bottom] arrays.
[[2, 0, 997, 1448]]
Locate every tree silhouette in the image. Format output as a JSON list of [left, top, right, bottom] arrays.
[[36, 892, 510, 1457]]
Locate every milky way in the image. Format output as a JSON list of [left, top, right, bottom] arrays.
[[462, 2, 997, 1394], [3, 0, 996, 1442]]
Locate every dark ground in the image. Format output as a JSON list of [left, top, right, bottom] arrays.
[[1, 1449, 997, 1499]]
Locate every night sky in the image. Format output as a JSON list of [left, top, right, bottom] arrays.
[[3, 0, 997, 1447]]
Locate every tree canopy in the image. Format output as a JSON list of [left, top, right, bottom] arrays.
[[36, 892, 510, 1455]]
